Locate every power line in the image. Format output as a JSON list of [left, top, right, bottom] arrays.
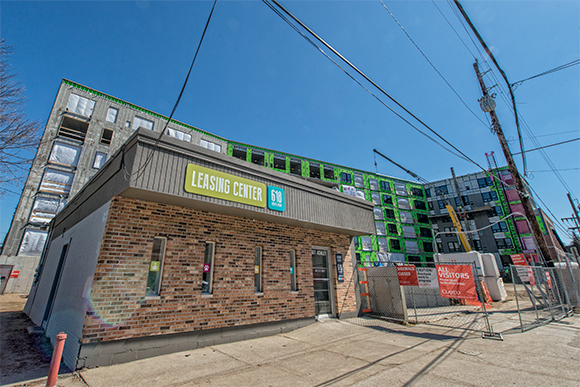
[[260, 0, 474, 162], [264, 0, 490, 174], [512, 138, 579, 155], [378, 0, 489, 129], [512, 59, 580, 89], [431, 0, 477, 59], [124, 0, 218, 182], [453, 0, 527, 175], [523, 130, 579, 140], [528, 168, 579, 173]]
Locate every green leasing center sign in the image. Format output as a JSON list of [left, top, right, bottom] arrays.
[[185, 164, 267, 208]]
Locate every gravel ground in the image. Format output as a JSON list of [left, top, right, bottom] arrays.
[[0, 294, 69, 386]]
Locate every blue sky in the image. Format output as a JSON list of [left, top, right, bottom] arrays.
[[1, 0, 579, 243]]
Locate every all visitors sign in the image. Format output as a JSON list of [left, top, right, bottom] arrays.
[[436, 264, 478, 300]]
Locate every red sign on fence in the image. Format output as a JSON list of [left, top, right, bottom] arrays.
[[436, 265, 478, 300], [396, 265, 418, 286], [9, 271, 19, 278], [510, 254, 528, 266]]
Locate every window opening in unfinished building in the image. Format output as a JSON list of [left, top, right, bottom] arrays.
[[58, 116, 89, 143], [361, 236, 373, 251], [273, 155, 286, 171], [39, 168, 74, 196], [395, 183, 407, 196], [373, 207, 384, 220], [340, 172, 352, 184], [371, 192, 381, 205], [420, 228, 432, 238], [100, 128, 114, 146], [323, 166, 335, 180], [387, 223, 398, 235], [369, 178, 379, 191], [385, 209, 396, 220], [414, 200, 427, 211], [18, 228, 48, 256], [423, 242, 434, 252], [378, 238, 388, 252], [411, 187, 424, 197], [232, 146, 247, 161], [93, 152, 108, 169], [290, 158, 302, 175], [29, 196, 66, 225], [309, 162, 320, 179], [375, 222, 386, 236], [416, 213, 429, 224], [251, 149, 265, 166], [382, 194, 393, 206], [354, 172, 364, 188], [48, 141, 82, 168], [399, 211, 413, 224], [106, 107, 118, 123], [132, 116, 154, 131], [167, 128, 191, 142], [67, 93, 95, 117], [200, 139, 222, 153], [402, 225, 416, 239], [389, 239, 401, 251]]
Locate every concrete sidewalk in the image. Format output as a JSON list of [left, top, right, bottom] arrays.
[[6, 313, 580, 387]]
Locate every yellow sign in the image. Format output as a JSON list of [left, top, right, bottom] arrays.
[[185, 164, 267, 208]]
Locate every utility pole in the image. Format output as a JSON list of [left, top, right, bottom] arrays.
[[567, 193, 580, 232], [473, 60, 553, 265]]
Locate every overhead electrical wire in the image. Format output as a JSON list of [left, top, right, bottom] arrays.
[[378, 0, 489, 129], [528, 168, 579, 173], [263, 0, 493, 174], [487, 67, 578, 199], [511, 138, 580, 156], [512, 59, 580, 89], [453, 0, 527, 175], [124, 0, 218, 182], [524, 130, 580, 140], [441, 0, 577, 235], [260, 1, 471, 161], [431, 0, 477, 60]]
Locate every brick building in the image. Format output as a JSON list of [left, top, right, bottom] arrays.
[[23, 129, 374, 369]]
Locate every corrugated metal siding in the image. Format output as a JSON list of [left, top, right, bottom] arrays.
[[130, 141, 374, 234]]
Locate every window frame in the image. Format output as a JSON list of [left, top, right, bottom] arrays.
[[290, 249, 297, 291], [201, 242, 216, 295], [145, 237, 167, 297], [92, 151, 108, 169], [106, 107, 118, 123], [100, 128, 114, 146], [255, 246, 263, 293]]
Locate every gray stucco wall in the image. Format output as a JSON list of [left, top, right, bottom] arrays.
[[25, 202, 111, 370]]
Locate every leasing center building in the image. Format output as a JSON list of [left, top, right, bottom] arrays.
[[24, 128, 375, 369]]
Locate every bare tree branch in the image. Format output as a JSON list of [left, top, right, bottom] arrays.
[[0, 39, 41, 195]]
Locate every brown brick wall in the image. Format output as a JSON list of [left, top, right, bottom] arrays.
[[81, 197, 357, 343]]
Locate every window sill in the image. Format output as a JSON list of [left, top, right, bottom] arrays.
[[144, 295, 161, 301], [255, 292, 264, 296], [290, 290, 299, 295], [201, 294, 213, 298]]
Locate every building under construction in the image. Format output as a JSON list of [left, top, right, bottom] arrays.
[[0, 79, 563, 294]]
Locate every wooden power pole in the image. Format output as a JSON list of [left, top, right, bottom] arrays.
[[473, 60, 553, 265]]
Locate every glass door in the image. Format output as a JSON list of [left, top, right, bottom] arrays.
[[312, 249, 332, 316]]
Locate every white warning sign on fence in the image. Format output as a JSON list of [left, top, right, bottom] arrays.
[[417, 267, 438, 289]]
